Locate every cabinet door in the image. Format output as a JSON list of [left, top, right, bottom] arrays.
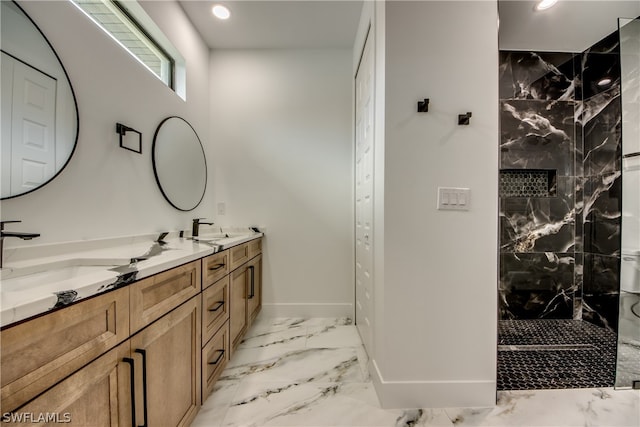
[[202, 250, 229, 289], [130, 296, 201, 427], [202, 275, 230, 345], [1, 287, 129, 413], [130, 261, 201, 334], [247, 254, 262, 326], [13, 341, 132, 427], [229, 266, 248, 354]]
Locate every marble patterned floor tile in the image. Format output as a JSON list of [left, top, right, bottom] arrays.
[[191, 381, 240, 427], [444, 388, 640, 427], [306, 325, 363, 348], [221, 346, 366, 383], [221, 381, 453, 427], [239, 325, 308, 350]]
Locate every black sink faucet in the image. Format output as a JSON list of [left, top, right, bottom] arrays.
[[0, 220, 40, 268], [192, 218, 214, 238]]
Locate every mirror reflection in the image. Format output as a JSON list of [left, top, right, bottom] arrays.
[[1, 1, 78, 199], [152, 116, 207, 211]]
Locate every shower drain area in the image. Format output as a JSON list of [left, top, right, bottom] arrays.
[[497, 319, 617, 390]]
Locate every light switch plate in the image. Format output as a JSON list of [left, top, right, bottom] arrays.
[[437, 187, 470, 211]]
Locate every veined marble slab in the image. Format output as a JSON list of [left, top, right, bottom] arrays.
[[0, 228, 262, 327]]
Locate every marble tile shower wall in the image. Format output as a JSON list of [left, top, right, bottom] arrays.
[[499, 33, 622, 331]]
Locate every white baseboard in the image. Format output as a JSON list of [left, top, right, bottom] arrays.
[[370, 359, 496, 409], [261, 303, 353, 318]]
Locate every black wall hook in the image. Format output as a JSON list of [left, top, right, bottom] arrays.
[[458, 112, 472, 125], [116, 123, 142, 154], [417, 98, 430, 113]]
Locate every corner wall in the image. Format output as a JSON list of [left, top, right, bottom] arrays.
[[208, 49, 354, 318], [372, 1, 499, 408]]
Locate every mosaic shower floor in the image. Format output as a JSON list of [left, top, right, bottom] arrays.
[[498, 319, 618, 390]]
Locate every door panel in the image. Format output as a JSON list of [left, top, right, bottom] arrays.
[[354, 29, 374, 353]]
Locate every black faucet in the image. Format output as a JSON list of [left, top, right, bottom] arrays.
[[1, 221, 40, 268], [192, 218, 214, 238]]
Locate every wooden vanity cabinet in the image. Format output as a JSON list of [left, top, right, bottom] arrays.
[[0, 287, 130, 413], [14, 341, 133, 427], [247, 254, 262, 326], [129, 260, 201, 334], [229, 265, 249, 354], [129, 295, 201, 427], [228, 239, 263, 355]]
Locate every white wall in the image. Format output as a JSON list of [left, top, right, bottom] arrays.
[[208, 49, 354, 317], [1, 0, 212, 245], [368, 1, 499, 408]]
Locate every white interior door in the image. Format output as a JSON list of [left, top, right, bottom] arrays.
[[3, 53, 57, 197], [355, 29, 374, 353]]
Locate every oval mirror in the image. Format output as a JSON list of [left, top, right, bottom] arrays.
[[1, 1, 79, 199], [152, 116, 207, 211]]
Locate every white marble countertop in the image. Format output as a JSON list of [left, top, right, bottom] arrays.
[[0, 228, 263, 328]]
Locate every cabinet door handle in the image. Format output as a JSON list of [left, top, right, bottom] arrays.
[[134, 349, 149, 427], [208, 263, 226, 271], [248, 265, 255, 299], [122, 357, 137, 427], [207, 349, 225, 365], [208, 301, 225, 312]]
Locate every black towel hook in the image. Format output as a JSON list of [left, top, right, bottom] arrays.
[[458, 112, 472, 125], [417, 98, 430, 113]]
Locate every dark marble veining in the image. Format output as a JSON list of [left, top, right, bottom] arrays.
[[500, 177, 575, 253], [583, 254, 621, 331], [499, 51, 578, 101], [53, 290, 79, 308], [500, 253, 576, 320], [582, 100, 622, 177], [583, 172, 622, 256], [500, 100, 576, 176]]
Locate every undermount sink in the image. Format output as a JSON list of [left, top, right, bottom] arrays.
[[0, 265, 117, 294], [0, 257, 130, 293]]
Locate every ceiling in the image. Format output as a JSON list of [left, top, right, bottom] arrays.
[[498, 0, 640, 52], [178, 0, 639, 52], [178, 0, 364, 49]]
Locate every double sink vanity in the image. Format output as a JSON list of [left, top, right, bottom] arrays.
[[0, 229, 263, 426]]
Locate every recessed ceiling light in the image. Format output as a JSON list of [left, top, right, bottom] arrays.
[[212, 4, 230, 20], [597, 77, 612, 87], [535, 0, 558, 11]]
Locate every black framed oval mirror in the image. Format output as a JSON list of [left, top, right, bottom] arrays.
[[152, 116, 207, 211], [1, 1, 79, 199]]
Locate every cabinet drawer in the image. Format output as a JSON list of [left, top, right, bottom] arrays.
[[1, 287, 129, 413], [202, 250, 229, 289], [202, 321, 229, 403], [229, 243, 249, 271], [202, 276, 230, 345], [248, 238, 262, 259], [130, 261, 201, 334]]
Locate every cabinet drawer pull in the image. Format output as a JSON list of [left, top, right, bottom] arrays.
[[134, 349, 149, 427], [208, 263, 226, 271], [248, 265, 255, 299], [208, 301, 225, 312], [123, 357, 137, 427], [208, 349, 225, 365]]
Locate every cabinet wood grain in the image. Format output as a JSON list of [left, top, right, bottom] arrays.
[[1, 287, 129, 413], [130, 260, 201, 334]]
